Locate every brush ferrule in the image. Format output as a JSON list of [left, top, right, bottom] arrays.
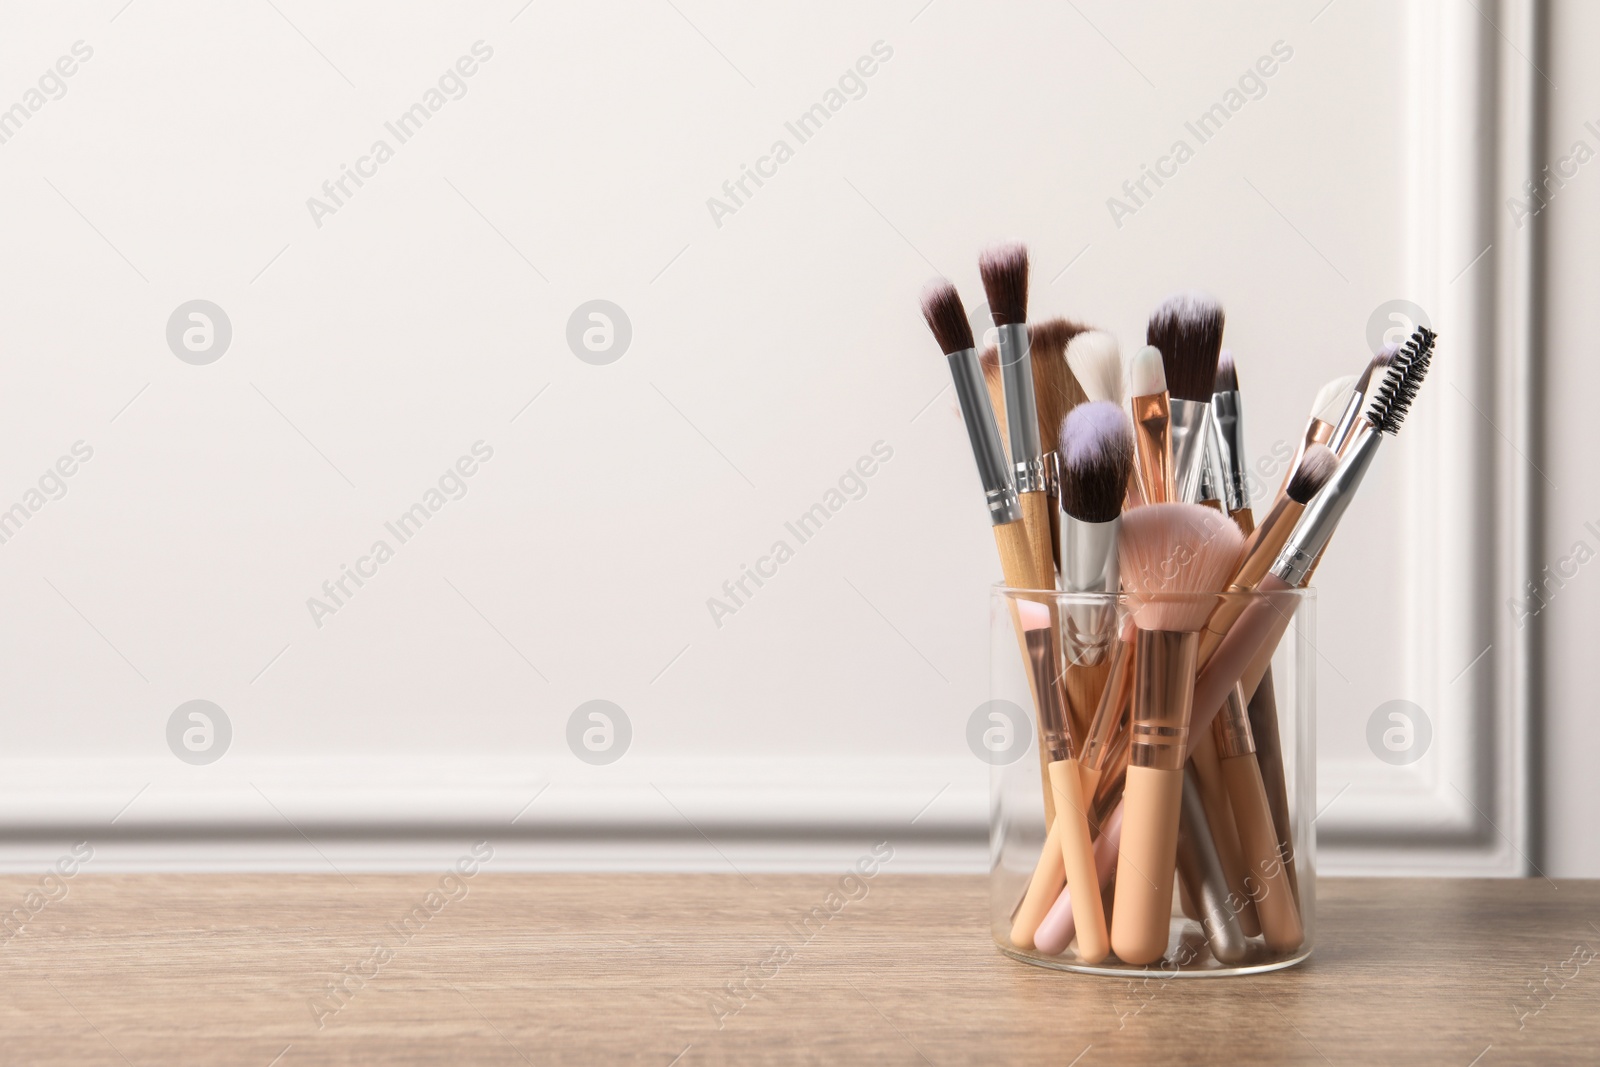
[[1024, 626, 1071, 762], [996, 322, 1045, 490], [1328, 387, 1367, 454], [1210, 390, 1250, 513], [1059, 515, 1120, 665], [1131, 391, 1174, 503], [1168, 398, 1214, 504], [1129, 628, 1198, 772], [1211, 683, 1256, 758], [1272, 429, 1383, 586], [945, 347, 1022, 526]]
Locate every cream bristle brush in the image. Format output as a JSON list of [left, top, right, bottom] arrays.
[[1065, 330, 1123, 407], [1146, 293, 1224, 504], [1128, 344, 1171, 504], [1110, 503, 1244, 965], [1275, 374, 1354, 504], [979, 243, 1055, 589]]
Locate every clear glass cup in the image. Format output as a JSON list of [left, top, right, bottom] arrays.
[[989, 586, 1315, 976]]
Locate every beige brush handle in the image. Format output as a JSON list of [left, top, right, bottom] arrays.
[[1048, 760, 1108, 963], [1189, 736, 1260, 937], [1111, 764, 1183, 965], [1009, 818, 1065, 950], [1221, 752, 1304, 952]]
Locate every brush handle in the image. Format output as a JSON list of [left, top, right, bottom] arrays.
[[1111, 764, 1183, 965], [1048, 760, 1109, 963], [1033, 804, 1121, 956], [993, 519, 1047, 591], [1008, 818, 1065, 950], [1018, 491, 1057, 592], [1189, 737, 1261, 937], [1247, 669, 1300, 902], [1222, 752, 1304, 952], [1189, 575, 1295, 758], [1175, 772, 1249, 963]]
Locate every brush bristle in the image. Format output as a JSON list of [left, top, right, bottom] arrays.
[[1214, 349, 1238, 393], [1117, 503, 1245, 631], [1130, 345, 1166, 397], [1354, 343, 1400, 396], [1059, 402, 1134, 524], [1365, 327, 1436, 435], [978, 242, 1029, 325], [1312, 374, 1357, 424], [920, 279, 974, 355], [1029, 317, 1091, 455], [1066, 330, 1123, 405], [1146, 292, 1224, 402], [1286, 444, 1338, 504]]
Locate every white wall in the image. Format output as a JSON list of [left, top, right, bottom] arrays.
[[0, 1, 1570, 872]]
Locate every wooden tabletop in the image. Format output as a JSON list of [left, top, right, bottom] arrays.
[[0, 873, 1594, 1065]]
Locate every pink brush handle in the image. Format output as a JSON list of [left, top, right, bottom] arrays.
[[1033, 805, 1123, 956]]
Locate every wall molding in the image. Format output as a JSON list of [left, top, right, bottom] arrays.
[[1313, 0, 1542, 876]]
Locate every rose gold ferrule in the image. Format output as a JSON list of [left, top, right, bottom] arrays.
[[1211, 683, 1257, 758], [1128, 628, 1198, 772], [1081, 629, 1134, 775], [1234, 497, 1305, 591], [1131, 390, 1174, 505]]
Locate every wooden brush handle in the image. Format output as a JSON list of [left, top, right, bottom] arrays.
[[1222, 752, 1304, 953], [1017, 491, 1057, 591], [1048, 760, 1109, 963], [994, 519, 1056, 823]]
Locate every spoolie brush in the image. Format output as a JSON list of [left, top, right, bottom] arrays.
[[1147, 293, 1225, 503]]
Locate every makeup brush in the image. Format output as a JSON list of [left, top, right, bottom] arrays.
[[980, 243, 1055, 588], [1147, 293, 1224, 504], [920, 281, 1043, 589], [924, 279, 1060, 833], [1057, 402, 1133, 666], [1328, 343, 1399, 455], [978, 318, 1092, 459], [1128, 344, 1172, 503], [1065, 330, 1124, 407], [1110, 503, 1244, 965], [1192, 328, 1436, 759], [1275, 374, 1355, 504], [1210, 350, 1251, 526]]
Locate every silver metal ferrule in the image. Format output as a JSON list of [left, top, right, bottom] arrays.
[[1210, 390, 1250, 513], [996, 322, 1046, 493], [1168, 398, 1214, 504], [1272, 428, 1384, 585], [1059, 515, 1120, 665], [946, 347, 1022, 526], [1328, 387, 1366, 453]]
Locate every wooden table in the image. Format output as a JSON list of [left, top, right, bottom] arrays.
[[0, 874, 1594, 1064]]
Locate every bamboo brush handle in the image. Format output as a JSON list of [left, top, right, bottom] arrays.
[[1017, 491, 1057, 592]]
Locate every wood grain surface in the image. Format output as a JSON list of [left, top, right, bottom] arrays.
[[0, 873, 1594, 1065]]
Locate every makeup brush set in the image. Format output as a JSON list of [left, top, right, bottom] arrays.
[[920, 242, 1437, 969]]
